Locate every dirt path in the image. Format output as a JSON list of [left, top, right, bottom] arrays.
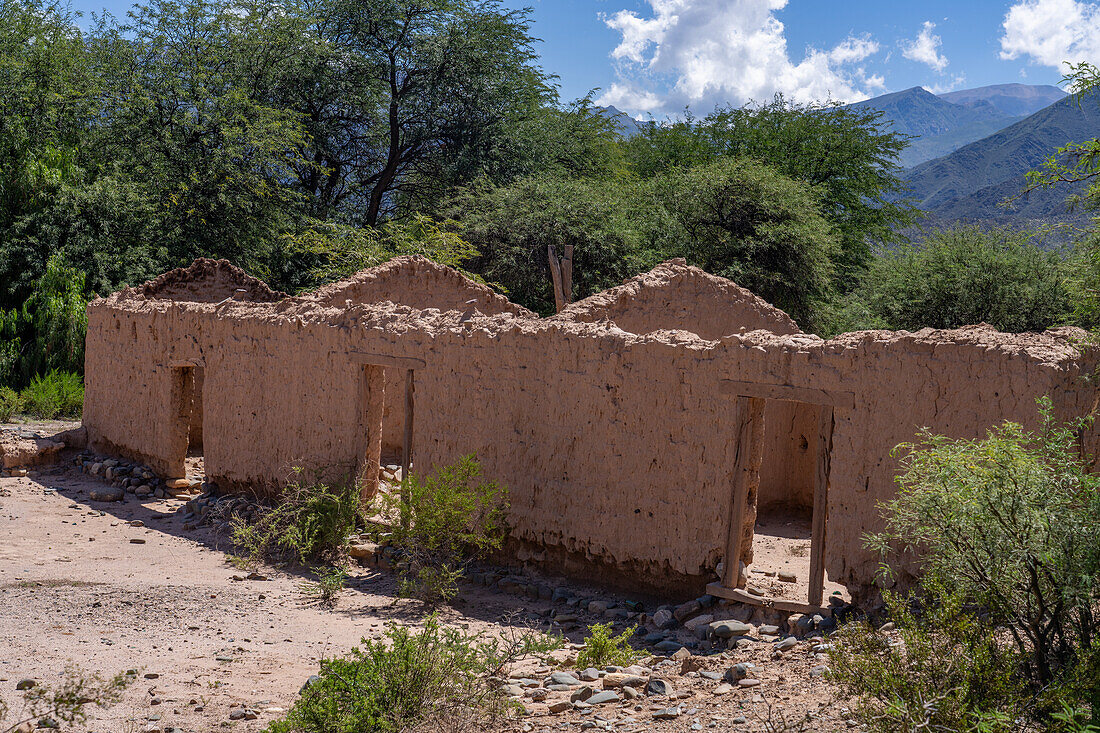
[[0, 455, 855, 733]]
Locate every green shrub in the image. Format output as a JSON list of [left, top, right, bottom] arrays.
[[0, 386, 22, 422], [576, 623, 639, 669], [860, 398, 1100, 724], [0, 666, 133, 732], [849, 225, 1071, 333], [371, 455, 508, 603], [829, 581, 1023, 732], [298, 565, 348, 608], [268, 615, 561, 733], [232, 471, 362, 567], [20, 369, 83, 419]]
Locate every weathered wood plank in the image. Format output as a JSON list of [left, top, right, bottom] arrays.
[[808, 405, 834, 607], [358, 365, 385, 505], [705, 583, 831, 616], [721, 396, 766, 589], [719, 379, 855, 410]]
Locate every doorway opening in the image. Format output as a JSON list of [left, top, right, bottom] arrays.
[[169, 363, 205, 484], [351, 353, 422, 504]]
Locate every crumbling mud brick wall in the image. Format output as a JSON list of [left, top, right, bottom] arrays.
[[83, 258, 1100, 599]]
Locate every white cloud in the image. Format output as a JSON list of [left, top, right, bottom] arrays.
[[596, 0, 882, 115], [923, 73, 967, 95], [1000, 0, 1100, 70], [901, 21, 949, 72]]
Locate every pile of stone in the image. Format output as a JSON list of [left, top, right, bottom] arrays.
[[73, 450, 204, 502]]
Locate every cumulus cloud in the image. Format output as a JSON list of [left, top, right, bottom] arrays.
[[1000, 0, 1100, 70], [596, 0, 882, 115], [902, 21, 949, 72]]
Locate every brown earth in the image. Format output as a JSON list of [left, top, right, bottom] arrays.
[[0, 445, 859, 733]]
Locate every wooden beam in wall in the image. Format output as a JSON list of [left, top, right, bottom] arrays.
[[808, 406, 834, 608], [348, 353, 426, 369], [401, 369, 415, 483], [721, 396, 766, 589], [358, 365, 385, 505], [718, 380, 855, 411], [705, 583, 830, 616]]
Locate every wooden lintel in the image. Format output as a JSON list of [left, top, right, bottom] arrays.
[[349, 353, 426, 370], [167, 358, 205, 368], [718, 379, 855, 410], [705, 583, 831, 617]]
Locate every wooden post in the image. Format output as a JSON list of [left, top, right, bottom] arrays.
[[722, 396, 765, 589], [357, 365, 385, 505], [561, 244, 573, 307], [548, 244, 565, 313], [808, 406, 834, 607], [401, 369, 414, 482]]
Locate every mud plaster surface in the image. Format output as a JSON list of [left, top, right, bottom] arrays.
[[81, 256, 1100, 599]]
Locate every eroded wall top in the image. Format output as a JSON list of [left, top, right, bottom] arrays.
[[554, 260, 802, 339], [136, 258, 288, 303], [304, 255, 536, 318]]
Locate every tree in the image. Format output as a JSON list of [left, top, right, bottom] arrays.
[[655, 157, 838, 330], [840, 225, 1071, 334], [624, 96, 916, 290], [449, 174, 669, 315]]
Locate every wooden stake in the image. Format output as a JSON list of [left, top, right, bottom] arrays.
[[358, 365, 385, 505], [808, 405, 834, 607], [548, 244, 565, 313], [722, 396, 765, 589]]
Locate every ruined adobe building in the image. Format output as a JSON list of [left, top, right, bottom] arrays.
[[82, 257, 1100, 607]]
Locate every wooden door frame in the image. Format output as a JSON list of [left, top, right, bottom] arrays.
[[707, 379, 849, 614]]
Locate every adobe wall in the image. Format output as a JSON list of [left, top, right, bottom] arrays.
[[84, 274, 1100, 599], [556, 260, 801, 338]]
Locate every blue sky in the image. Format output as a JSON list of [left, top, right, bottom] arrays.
[[68, 0, 1100, 117]]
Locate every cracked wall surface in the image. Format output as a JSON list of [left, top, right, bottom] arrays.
[[82, 257, 1100, 598]]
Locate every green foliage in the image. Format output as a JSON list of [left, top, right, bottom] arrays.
[[267, 615, 561, 733], [868, 399, 1100, 723], [829, 582, 1023, 732], [298, 565, 348, 609], [451, 174, 668, 315], [0, 666, 134, 733], [0, 387, 20, 422], [623, 95, 916, 290], [20, 369, 83, 419], [656, 157, 838, 329], [232, 472, 362, 567], [576, 623, 639, 669], [831, 225, 1072, 335], [371, 455, 508, 603]]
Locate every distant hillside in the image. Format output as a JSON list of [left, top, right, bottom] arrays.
[[939, 83, 1066, 117], [849, 86, 1021, 167], [597, 105, 644, 138], [903, 94, 1100, 223]]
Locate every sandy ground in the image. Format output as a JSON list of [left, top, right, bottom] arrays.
[[0, 445, 855, 733]]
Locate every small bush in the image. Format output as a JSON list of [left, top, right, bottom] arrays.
[[854, 398, 1100, 725], [0, 386, 22, 422], [576, 623, 639, 669], [828, 582, 1023, 732], [371, 455, 508, 603], [267, 615, 562, 733], [20, 369, 83, 419], [233, 471, 362, 567], [0, 666, 133, 732], [298, 565, 348, 608]]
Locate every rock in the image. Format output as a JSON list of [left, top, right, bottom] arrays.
[[579, 668, 600, 682], [699, 670, 722, 680], [878, 622, 896, 633], [570, 686, 595, 703], [759, 624, 780, 635], [778, 571, 797, 583], [300, 675, 321, 693], [680, 655, 704, 675], [709, 620, 752, 639], [502, 684, 524, 697], [652, 707, 681, 720], [526, 688, 548, 701], [623, 685, 642, 699], [548, 700, 571, 713], [90, 487, 125, 502], [713, 683, 733, 695], [651, 608, 674, 628], [775, 636, 798, 651], [165, 478, 191, 490], [646, 678, 674, 696], [601, 673, 645, 689], [670, 646, 691, 661], [549, 672, 581, 686], [143, 673, 159, 679], [587, 600, 609, 615], [737, 678, 761, 688], [130, 538, 146, 544], [585, 690, 619, 705], [724, 663, 753, 682], [15, 679, 36, 690], [134, 485, 153, 497], [653, 639, 683, 654], [682, 614, 713, 632], [0, 433, 63, 469], [673, 599, 701, 623]]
